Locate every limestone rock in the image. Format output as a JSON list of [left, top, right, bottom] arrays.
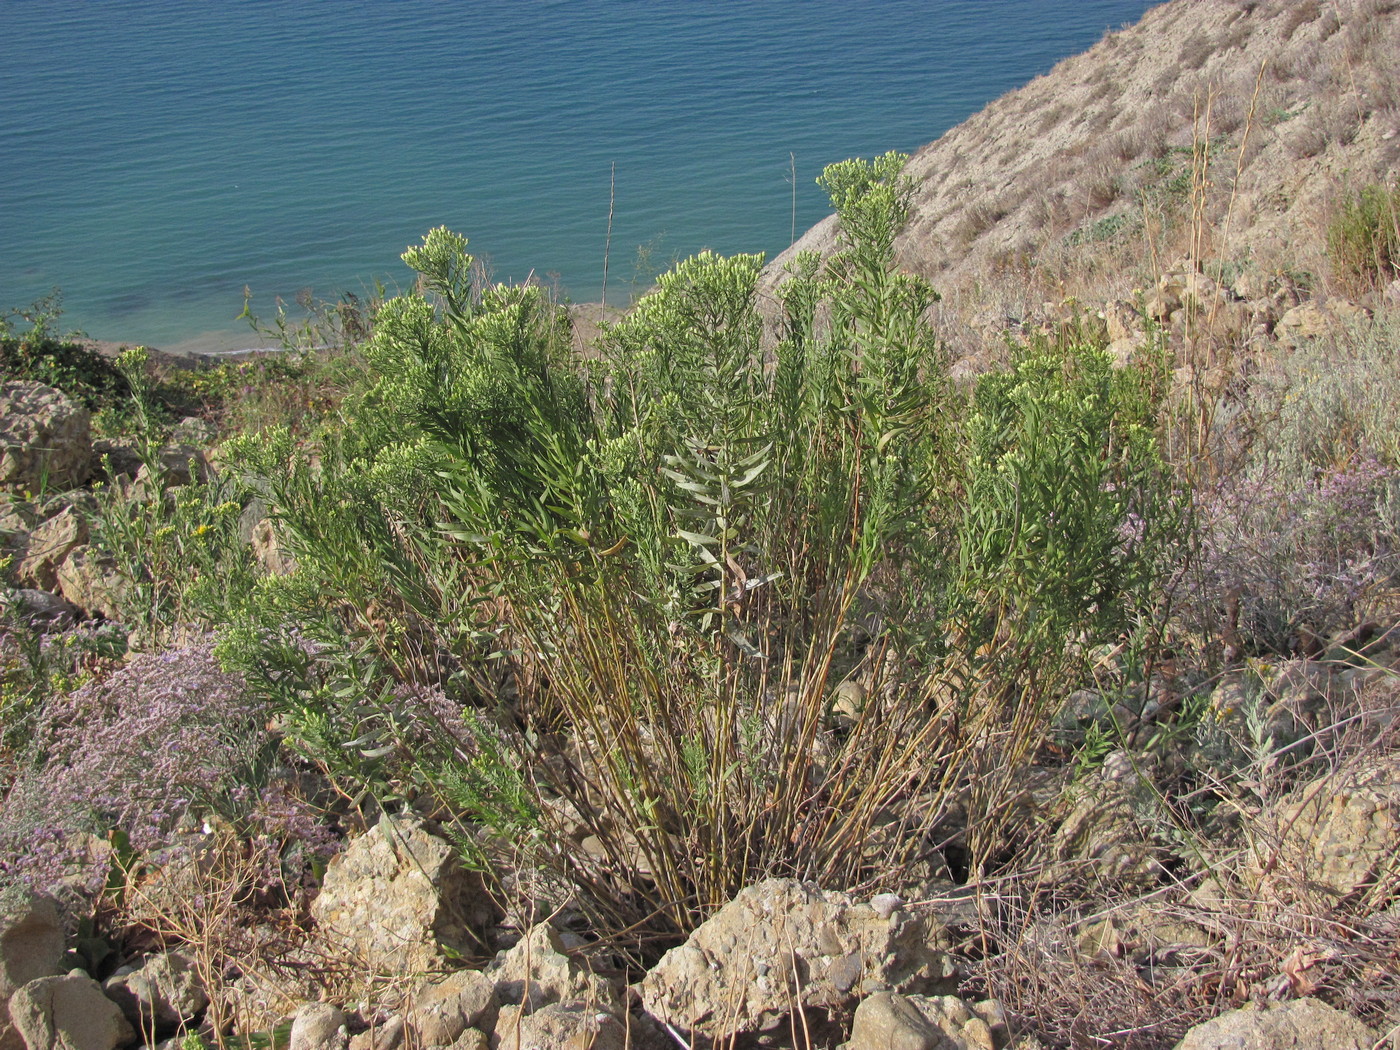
[[490, 925, 617, 1015], [55, 546, 129, 621], [0, 891, 67, 1050], [0, 383, 91, 495], [847, 993, 942, 1050], [1231, 271, 1274, 302], [16, 505, 88, 592], [1251, 753, 1400, 901], [1158, 271, 1218, 310], [90, 440, 142, 482], [830, 681, 868, 726], [909, 996, 998, 1050], [1046, 771, 1163, 887], [1200, 668, 1320, 771], [0, 500, 40, 540], [407, 970, 498, 1047], [250, 518, 295, 576], [132, 444, 209, 493], [1101, 299, 1140, 344], [1277, 301, 1333, 341], [9, 974, 134, 1050], [1106, 336, 1147, 368], [494, 1002, 628, 1050], [1246, 296, 1280, 328], [1275, 299, 1370, 345], [848, 992, 998, 1050], [348, 1015, 403, 1050], [1144, 289, 1180, 323], [289, 1002, 348, 1050], [639, 878, 956, 1043], [1174, 998, 1373, 1050], [445, 1031, 486, 1050], [311, 815, 498, 974], [1329, 299, 1370, 324], [101, 950, 208, 1034], [1204, 299, 1251, 338], [169, 417, 215, 447]]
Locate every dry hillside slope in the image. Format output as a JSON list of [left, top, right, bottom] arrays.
[[771, 0, 1400, 361]]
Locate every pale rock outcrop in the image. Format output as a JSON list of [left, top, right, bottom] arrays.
[[169, 416, 216, 448], [0, 500, 40, 542], [1275, 299, 1370, 346], [639, 878, 956, 1043], [1044, 766, 1163, 888], [493, 1002, 628, 1050], [0, 383, 91, 495], [101, 950, 208, 1035], [490, 925, 618, 1015], [89, 440, 142, 482], [0, 589, 78, 631], [1174, 998, 1373, 1050], [347, 1016, 404, 1050], [16, 504, 88, 592], [1202, 668, 1317, 768], [1250, 753, 1400, 902], [131, 443, 209, 495], [406, 970, 498, 1047], [55, 547, 128, 621], [289, 1002, 348, 1050], [847, 992, 1003, 1050], [8, 974, 134, 1050], [311, 815, 498, 973], [0, 891, 67, 1050], [250, 518, 295, 576]]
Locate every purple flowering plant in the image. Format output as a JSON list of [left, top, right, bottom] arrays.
[[1183, 452, 1399, 654], [0, 638, 336, 898]]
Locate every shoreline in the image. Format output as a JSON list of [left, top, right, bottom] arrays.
[[72, 300, 629, 370], [75, 336, 295, 369]]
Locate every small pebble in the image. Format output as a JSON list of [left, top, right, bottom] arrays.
[[870, 893, 903, 919]]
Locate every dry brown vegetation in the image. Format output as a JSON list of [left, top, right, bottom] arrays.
[[768, 0, 1400, 368], [7, 3, 1400, 1048]]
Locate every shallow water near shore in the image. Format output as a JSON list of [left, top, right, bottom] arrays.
[[2, 0, 1155, 354]]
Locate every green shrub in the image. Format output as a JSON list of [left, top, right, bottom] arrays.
[[85, 350, 259, 640], [0, 293, 208, 433], [181, 349, 360, 440], [221, 152, 1183, 958], [947, 336, 1178, 858], [1328, 182, 1400, 294], [0, 334, 131, 411]]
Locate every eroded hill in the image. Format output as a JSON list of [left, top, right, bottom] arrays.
[[771, 0, 1400, 363]]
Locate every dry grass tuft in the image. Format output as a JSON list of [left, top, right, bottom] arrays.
[[1179, 31, 1215, 71], [1280, 0, 1322, 41], [975, 692, 1400, 1048]]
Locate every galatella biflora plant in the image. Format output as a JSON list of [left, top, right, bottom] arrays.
[[225, 152, 1183, 958]]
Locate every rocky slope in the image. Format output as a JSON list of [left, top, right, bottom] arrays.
[[5, 5, 1400, 1050], [770, 0, 1400, 358]]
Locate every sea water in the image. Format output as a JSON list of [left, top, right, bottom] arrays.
[[1, 1, 1157, 353]]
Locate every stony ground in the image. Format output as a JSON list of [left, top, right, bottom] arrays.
[[4, 1, 1400, 1048]]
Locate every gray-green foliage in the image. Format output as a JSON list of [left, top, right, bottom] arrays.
[[947, 341, 1177, 854], [86, 348, 258, 639], [957, 342, 1170, 638], [1327, 181, 1400, 294], [222, 151, 1182, 947]]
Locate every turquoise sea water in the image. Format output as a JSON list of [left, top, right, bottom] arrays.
[[2, 1, 1157, 353]]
